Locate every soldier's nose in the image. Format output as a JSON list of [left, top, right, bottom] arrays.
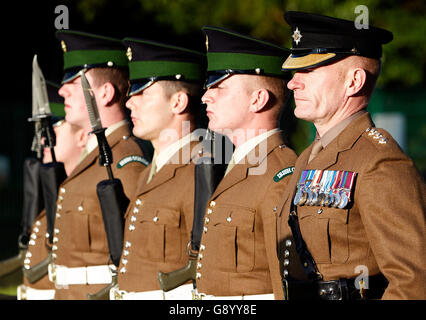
[[287, 74, 304, 91]]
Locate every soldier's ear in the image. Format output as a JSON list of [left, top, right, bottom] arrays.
[[170, 90, 189, 115], [249, 88, 270, 113], [99, 81, 116, 106], [345, 67, 367, 97]]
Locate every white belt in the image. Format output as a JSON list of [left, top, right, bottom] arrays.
[[110, 283, 193, 300], [48, 263, 116, 286], [192, 289, 274, 300], [17, 285, 55, 300]]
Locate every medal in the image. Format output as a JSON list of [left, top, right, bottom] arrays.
[[317, 170, 330, 206], [338, 193, 348, 209], [329, 170, 342, 207], [313, 170, 324, 206], [338, 171, 357, 209], [303, 170, 315, 206], [293, 189, 302, 206], [299, 191, 308, 206], [294, 170, 309, 206], [335, 171, 349, 207]]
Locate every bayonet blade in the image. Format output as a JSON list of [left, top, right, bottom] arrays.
[[79, 70, 103, 131], [32, 55, 51, 116]]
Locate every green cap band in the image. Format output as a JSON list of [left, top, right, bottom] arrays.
[[63, 49, 128, 70], [207, 52, 286, 76], [129, 60, 203, 81]]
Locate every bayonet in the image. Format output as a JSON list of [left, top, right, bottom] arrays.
[[79, 70, 114, 179], [80, 70, 103, 132], [79, 71, 130, 300], [29, 55, 57, 161]]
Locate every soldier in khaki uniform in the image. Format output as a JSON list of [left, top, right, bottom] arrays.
[[276, 12, 425, 300], [192, 26, 297, 300], [18, 118, 87, 300], [109, 38, 205, 299], [47, 31, 149, 300]]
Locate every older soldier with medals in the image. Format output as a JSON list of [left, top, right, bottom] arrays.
[[47, 31, 149, 300], [276, 12, 426, 300], [109, 38, 205, 300], [192, 26, 297, 300]]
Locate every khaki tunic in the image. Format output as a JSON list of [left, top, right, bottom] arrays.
[[53, 124, 148, 299], [22, 210, 53, 290], [277, 112, 426, 300], [195, 132, 297, 299], [116, 141, 200, 292]]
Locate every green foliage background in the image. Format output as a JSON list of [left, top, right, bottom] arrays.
[[71, 0, 426, 160], [76, 0, 425, 88]]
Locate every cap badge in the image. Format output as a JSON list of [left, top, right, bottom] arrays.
[[60, 40, 67, 53], [292, 27, 302, 46], [205, 35, 209, 51], [126, 47, 132, 61]]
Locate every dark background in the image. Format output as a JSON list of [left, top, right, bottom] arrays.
[[0, 1, 211, 261]]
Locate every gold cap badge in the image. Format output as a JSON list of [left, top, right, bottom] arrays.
[[61, 40, 67, 53], [126, 47, 132, 61], [205, 35, 209, 51]]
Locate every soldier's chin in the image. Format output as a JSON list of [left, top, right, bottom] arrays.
[[294, 105, 314, 121], [133, 127, 152, 141], [207, 120, 221, 132]]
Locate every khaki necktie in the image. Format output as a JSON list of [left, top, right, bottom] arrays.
[[308, 139, 323, 163]]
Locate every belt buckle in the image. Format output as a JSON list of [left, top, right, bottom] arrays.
[[48, 263, 56, 283], [318, 280, 343, 300], [192, 289, 205, 300], [18, 285, 27, 300], [113, 288, 125, 300]]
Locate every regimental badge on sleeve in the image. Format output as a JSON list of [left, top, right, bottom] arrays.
[[117, 155, 149, 168]]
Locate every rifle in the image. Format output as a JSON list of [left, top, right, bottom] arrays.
[[158, 129, 228, 291], [31, 55, 67, 245], [0, 56, 66, 279], [79, 71, 129, 300]]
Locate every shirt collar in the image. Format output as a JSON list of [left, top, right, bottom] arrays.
[[232, 128, 280, 165], [318, 110, 367, 148], [83, 120, 128, 159], [154, 131, 195, 173]]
